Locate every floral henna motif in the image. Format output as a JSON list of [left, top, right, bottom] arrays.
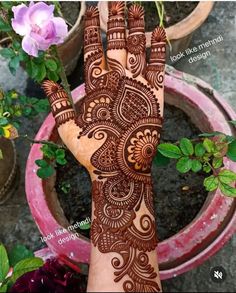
[[42, 81, 75, 127], [107, 2, 126, 50], [43, 4, 166, 290], [76, 64, 162, 290], [127, 5, 146, 77], [146, 27, 166, 91]]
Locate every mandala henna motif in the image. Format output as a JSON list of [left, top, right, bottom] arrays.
[[146, 27, 166, 91], [43, 3, 166, 291], [76, 61, 162, 291]]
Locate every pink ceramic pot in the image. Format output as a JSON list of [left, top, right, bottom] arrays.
[[26, 67, 236, 280]]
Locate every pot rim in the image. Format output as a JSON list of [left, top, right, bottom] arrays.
[[26, 70, 236, 279], [58, 1, 86, 45], [98, 1, 214, 47]]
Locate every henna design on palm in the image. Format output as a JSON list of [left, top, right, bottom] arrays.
[[42, 2, 166, 292]]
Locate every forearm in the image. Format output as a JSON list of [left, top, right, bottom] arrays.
[[87, 179, 162, 292]]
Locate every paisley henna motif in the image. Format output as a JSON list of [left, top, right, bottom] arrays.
[[146, 27, 166, 91], [43, 3, 166, 291], [76, 61, 162, 291]]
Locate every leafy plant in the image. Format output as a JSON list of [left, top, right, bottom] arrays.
[[36, 143, 67, 179], [0, 89, 49, 139], [156, 130, 236, 197], [0, 243, 43, 292]]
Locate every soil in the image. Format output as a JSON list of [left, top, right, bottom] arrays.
[[56, 104, 208, 242], [60, 1, 81, 29], [141, 1, 199, 31]]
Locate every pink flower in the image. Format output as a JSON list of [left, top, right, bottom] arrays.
[[12, 2, 68, 57]]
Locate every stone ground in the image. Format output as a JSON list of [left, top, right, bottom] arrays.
[[0, 1, 235, 292]]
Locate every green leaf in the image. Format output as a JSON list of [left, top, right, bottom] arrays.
[[219, 169, 236, 184], [56, 158, 67, 165], [194, 143, 206, 157], [176, 157, 192, 173], [199, 131, 223, 137], [0, 48, 15, 59], [8, 56, 20, 75], [9, 245, 33, 267], [203, 138, 214, 153], [30, 61, 39, 79], [45, 59, 57, 71], [204, 175, 219, 191], [153, 150, 170, 167], [0, 244, 9, 282], [79, 222, 91, 230], [12, 257, 43, 283], [37, 165, 55, 179], [0, 284, 7, 292], [203, 164, 211, 173], [22, 107, 32, 116], [41, 144, 56, 159], [212, 157, 223, 169], [47, 70, 59, 82], [227, 140, 236, 162], [158, 143, 182, 159], [191, 160, 202, 172], [1, 1, 15, 9], [0, 117, 9, 126], [0, 19, 12, 32], [55, 149, 65, 159], [35, 63, 46, 82], [35, 159, 48, 168], [33, 99, 49, 113], [219, 182, 236, 197], [179, 138, 194, 156]]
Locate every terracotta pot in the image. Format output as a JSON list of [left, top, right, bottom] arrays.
[[0, 138, 17, 204], [26, 67, 236, 279], [58, 2, 86, 75], [98, 1, 214, 60]]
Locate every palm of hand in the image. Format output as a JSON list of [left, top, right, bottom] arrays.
[[43, 2, 166, 292]]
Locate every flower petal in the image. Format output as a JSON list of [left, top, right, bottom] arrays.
[[52, 17, 68, 43], [28, 2, 54, 26], [22, 35, 39, 57], [11, 4, 30, 36]]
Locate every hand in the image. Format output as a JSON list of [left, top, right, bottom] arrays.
[[43, 2, 166, 292]]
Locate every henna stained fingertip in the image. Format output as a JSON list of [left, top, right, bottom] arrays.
[[42, 80, 75, 127]]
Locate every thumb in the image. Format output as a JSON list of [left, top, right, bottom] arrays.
[[42, 80, 75, 127], [42, 80, 81, 158]]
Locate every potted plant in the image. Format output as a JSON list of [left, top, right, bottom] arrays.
[[25, 66, 236, 280], [0, 1, 86, 75], [98, 1, 214, 59]]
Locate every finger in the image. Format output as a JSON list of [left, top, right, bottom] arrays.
[[42, 80, 81, 158], [127, 4, 146, 78], [106, 1, 127, 69], [42, 80, 76, 128], [146, 27, 166, 111], [84, 6, 106, 93]]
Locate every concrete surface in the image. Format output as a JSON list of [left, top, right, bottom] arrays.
[[0, 1, 235, 292]]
